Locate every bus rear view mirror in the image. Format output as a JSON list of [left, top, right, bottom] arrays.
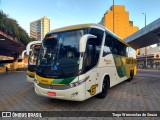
[[22, 49, 32, 59], [79, 34, 97, 53], [26, 41, 41, 55], [22, 50, 26, 59]]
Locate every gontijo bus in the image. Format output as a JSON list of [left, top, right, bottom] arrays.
[[33, 24, 136, 101], [23, 41, 41, 82]]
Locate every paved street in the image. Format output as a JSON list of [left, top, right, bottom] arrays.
[[0, 70, 160, 120]]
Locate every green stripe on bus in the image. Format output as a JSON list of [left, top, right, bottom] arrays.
[[113, 54, 126, 78], [51, 77, 76, 84]]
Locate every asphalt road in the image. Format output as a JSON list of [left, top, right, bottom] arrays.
[[0, 70, 160, 120]]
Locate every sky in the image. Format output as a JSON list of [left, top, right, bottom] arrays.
[[0, 0, 160, 35]]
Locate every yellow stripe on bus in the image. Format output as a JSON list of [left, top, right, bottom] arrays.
[[27, 71, 35, 77], [36, 74, 53, 84]]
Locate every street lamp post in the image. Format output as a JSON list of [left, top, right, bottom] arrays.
[[142, 13, 147, 68]]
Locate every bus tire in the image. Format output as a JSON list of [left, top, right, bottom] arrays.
[[96, 76, 109, 98], [128, 70, 134, 82]]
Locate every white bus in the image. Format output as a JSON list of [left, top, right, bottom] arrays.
[[22, 41, 41, 83], [33, 24, 137, 101]]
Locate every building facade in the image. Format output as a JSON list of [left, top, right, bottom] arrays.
[[100, 5, 139, 39], [137, 46, 160, 69], [30, 17, 50, 41]]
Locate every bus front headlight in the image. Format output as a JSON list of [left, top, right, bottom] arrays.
[[69, 76, 89, 88]]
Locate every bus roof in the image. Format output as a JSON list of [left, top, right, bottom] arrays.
[[47, 23, 133, 48], [48, 23, 104, 33]]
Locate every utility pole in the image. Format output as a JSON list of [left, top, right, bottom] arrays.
[[113, 0, 115, 33], [142, 13, 147, 68]]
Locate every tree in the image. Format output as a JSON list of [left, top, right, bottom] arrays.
[[0, 10, 31, 45]]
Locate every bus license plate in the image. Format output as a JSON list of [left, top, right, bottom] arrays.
[[47, 91, 56, 96]]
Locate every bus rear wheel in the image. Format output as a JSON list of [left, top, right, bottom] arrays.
[[96, 77, 109, 98]]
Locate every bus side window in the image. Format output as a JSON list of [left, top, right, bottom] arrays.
[[83, 39, 95, 71], [89, 28, 104, 62], [117, 42, 127, 56], [128, 47, 136, 59], [103, 32, 115, 56], [83, 28, 104, 72], [126, 47, 129, 57], [103, 32, 112, 57], [104, 31, 127, 57]]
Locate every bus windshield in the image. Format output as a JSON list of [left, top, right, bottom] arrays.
[[37, 29, 88, 78], [28, 47, 40, 66]]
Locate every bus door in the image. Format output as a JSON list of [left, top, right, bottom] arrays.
[[84, 40, 98, 98], [84, 28, 104, 98]]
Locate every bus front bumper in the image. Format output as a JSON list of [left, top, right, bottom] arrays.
[[34, 82, 86, 101], [27, 75, 34, 83]]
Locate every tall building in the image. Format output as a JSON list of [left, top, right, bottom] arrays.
[[30, 16, 50, 41], [100, 5, 139, 39]]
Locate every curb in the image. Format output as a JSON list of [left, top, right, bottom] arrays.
[[137, 69, 160, 72]]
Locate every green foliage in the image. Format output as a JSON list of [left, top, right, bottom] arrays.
[[0, 10, 31, 45]]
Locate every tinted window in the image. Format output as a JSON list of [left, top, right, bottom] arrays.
[[103, 31, 127, 57], [127, 47, 136, 58], [89, 28, 104, 46], [83, 28, 104, 72]]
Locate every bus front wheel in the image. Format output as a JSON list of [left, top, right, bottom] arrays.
[[96, 77, 109, 98]]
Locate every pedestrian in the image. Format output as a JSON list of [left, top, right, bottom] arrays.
[[6, 66, 8, 75]]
